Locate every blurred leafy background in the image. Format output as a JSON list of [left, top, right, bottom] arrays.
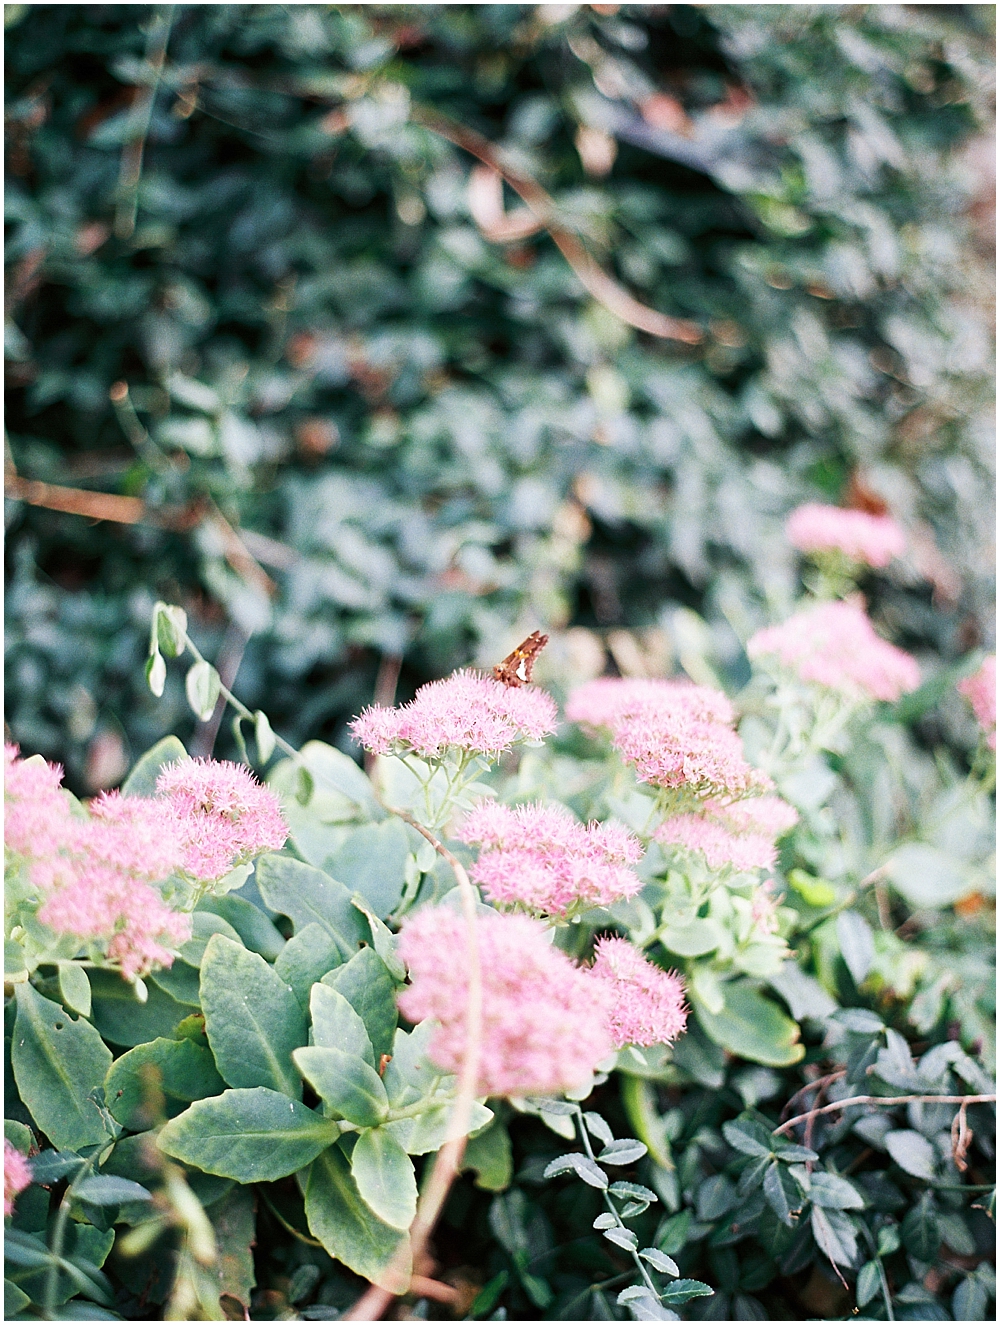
[[4, 2, 994, 792]]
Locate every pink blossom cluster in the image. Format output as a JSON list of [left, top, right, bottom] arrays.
[[351, 670, 557, 761], [565, 677, 734, 729], [750, 881, 781, 935], [655, 795, 798, 873], [397, 907, 613, 1097], [4, 747, 287, 979], [567, 677, 767, 802], [747, 599, 920, 702], [589, 937, 687, 1049], [958, 655, 996, 750], [156, 757, 288, 879], [457, 801, 643, 917], [786, 502, 906, 568], [4, 1139, 32, 1217]]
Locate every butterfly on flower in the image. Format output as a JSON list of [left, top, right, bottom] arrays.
[[492, 631, 548, 687]]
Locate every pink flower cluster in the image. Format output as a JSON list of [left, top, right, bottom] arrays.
[[4, 747, 287, 980], [958, 655, 996, 750], [786, 502, 906, 568], [4, 1139, 32, 1217], [750, 881, 781, 935], [351, 670, 557, 761], [397, 907, 613, 1097], [655, 795, 798, 873], [156, 757, 288, 879], [747, 599, 920, 702], [397, 907, 691, 1095], [457, 801, 643, 917], [567, 676, 769, 802], [589, 937, 687, 1049]]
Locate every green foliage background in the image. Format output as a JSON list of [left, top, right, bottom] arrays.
[[5, 2, 994, 790]]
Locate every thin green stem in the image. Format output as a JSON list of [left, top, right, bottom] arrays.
[[573, 1108, 660, 1301]]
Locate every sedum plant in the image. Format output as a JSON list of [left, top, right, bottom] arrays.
[[5, 500, 994, 1320]]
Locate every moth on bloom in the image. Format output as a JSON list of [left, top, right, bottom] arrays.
[[397, 906, 613, 1098], [747, 599, 920, 702], [565, 676, 734, 730], [4, 1139, 32, 1217], [958, 655, 996, 750], [786, 502, 906, 568], [589, 936, 687, 1049], [351, 670, 557, 761], [457, 800, 643, 917], [156, 757, 287, 881]]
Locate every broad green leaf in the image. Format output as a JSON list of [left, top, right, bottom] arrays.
[[304, 1146, 409, 1290], [809, 1172, 865, 1210], [275, 923, 345, 1009], [885, 1129, 937, 1181], [121, 736, 187, 797], [186, 659, 221, 722], [5, 1280, 30, 1317], [810, 1205, 858, 1267], [158, 1088, 339, 1181], [767, 962, 838, 1020], [179, 912, 243, 968], [350, 1127, 417, 1229], [104, 1036, 225, 1130], [462, 1119, 512, 1191], [693, 981, 805, 1068], [721, 1116, 773, 1158], [901, 1192, 940, 1261], [293, 1046, 388, 1127], [659, 919, 724, 958], [211, 1185, 257, 1309], [598, 1138, 647, 1166], [11, 984, 112, 1151], [836, 911, 875, 986], [57, 963, 92, 1018], [75, 1175, 152, 1206], [309, 983, 375, 1066], [639, 1247, 679, 1275], [952, 1275, 989, 1322], [197, 896, 285, 961], [387, 1099, 493, 1156], [255, 854, 368, 955], [763, 1161, 799, 1226], [283, 740, 382, 819], [321, 947, 397, 1062], [330, 820, 409, 918], [885, 843, 978, 909], [856, 1260, 881, 1308], [200, 935, 307, 1098], [658, 1280, 714, 1306], [148, 959, 201, 1008], [382, 1022, 439, 1107], [351, 896, 407, 981]]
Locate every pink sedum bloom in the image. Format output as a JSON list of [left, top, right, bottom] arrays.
[[655, 814, 779, 872], [458, 800, 643, 916], [613, 709, 772, 801], [397, 907, 613, 1097], [352, 670, 557, 761], [706, 795, 799, 838], [4, 1139, 32, 1217], [566, 677, 734, 730], [786, 502, 906, 568], [747, 599, 920, 702], [750, 881, 781, 935], [589, 936, 687, 1049], [958, 655, 996, 750], [156, 757, 287, 881]]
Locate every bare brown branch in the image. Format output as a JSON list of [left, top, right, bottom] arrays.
[[774, 1093, 996, 1138]]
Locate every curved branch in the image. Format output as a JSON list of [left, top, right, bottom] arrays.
[[774, 1092, 996, 1138], [412, 106, 703, 345]]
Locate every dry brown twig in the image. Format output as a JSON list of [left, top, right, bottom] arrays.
[[774, 1093, 996, 1138]]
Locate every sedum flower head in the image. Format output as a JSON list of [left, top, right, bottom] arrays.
[[655, 795, 798, 873], [958, 655, 996, 750], [156, 757, 287, 881], [589, 937, 687, 1049], [747, 599, 920, 702], [613, 709, 772, 801], [786, 502, 906, 568], [352, 670, 557, 761], [4, 1139, 32, 1217], [458, 800, 643, 917], [566, 677, 734, 730], [397, 906, 613, 1097]]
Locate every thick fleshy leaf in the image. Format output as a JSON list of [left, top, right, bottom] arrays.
[[304, 1146, 409, 1291], [200, 935, 307, 1098], [104, 1036, 225, 1130], [885, 1130, 937, 1181], [321, 948, 397, 1063], [694, 982, 805, 1068], [350, 1127, 417, 1229], [158, 1088, 339, 1181], [294, 1046, 388, 1127], [309, 984, 375, 1067], [11, 984, 112, 1152], [255, 855, 368, 955]]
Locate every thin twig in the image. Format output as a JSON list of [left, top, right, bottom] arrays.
[[774, 1093, 996, 1138], [115, 6, 174, 239], [410, 107, 703, 345], [5, 474, 148, 525], [780, 1070, 846, 1121], [343, 808, 483, 1321]]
